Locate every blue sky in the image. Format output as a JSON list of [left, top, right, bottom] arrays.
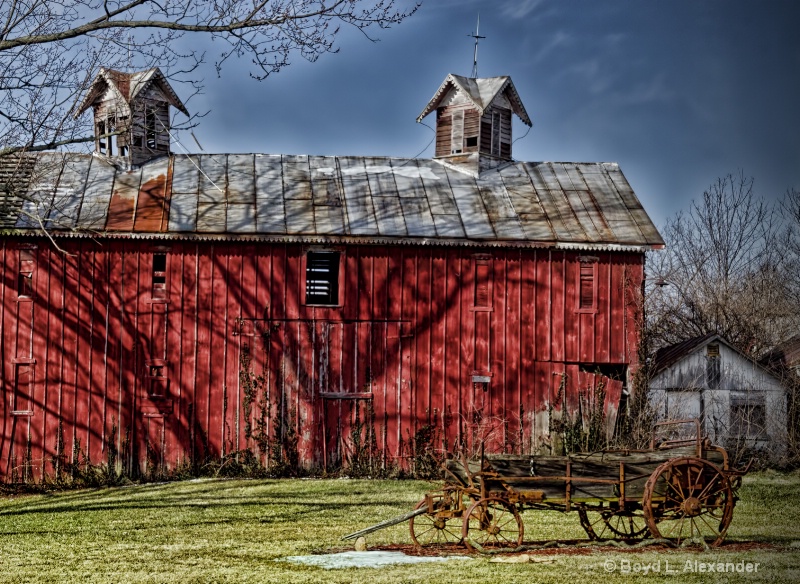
[[175, 0, 799, 227]]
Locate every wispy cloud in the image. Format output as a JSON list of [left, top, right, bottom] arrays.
[[501, 0, 547, 20], [532, 30, 574, 63]]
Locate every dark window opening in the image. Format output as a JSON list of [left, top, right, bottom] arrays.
[[146, 108, 157, 149], [152, 253, 167, 298], [706, 343, 721, 389], [306, 251, 340, 305], [579, 262, 595, 310], [18, 249, 35, 298], [466, 136, 478, 148], [97, 120, 107, 154]]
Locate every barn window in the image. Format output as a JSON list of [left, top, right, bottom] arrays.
[[730, 394, 766, 439], [305, 251, 340, 306], [152, 253, 167, 299], [578, 257, 597, 311], [706, 343, 721, 389], [472, 255, 493, 310], [145, 360, 169, 399], [17, 249, 35, 298]]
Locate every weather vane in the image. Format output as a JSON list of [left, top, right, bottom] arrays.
[[468, 14, 485, 78]]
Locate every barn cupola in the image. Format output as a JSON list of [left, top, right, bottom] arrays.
[[417, 74, 532, 175], [75, 67, 189, 167]]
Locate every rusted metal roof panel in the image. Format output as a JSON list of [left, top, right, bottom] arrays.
[[133, 157, 170, 232], [7, 153, 664, 249], [106, 167, 141, 231]]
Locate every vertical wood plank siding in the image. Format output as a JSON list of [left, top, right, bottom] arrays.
[[1, 238, 643, 479]]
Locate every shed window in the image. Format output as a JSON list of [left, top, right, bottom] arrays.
[[152, 253, 167, 299], [730, 395, 766, 438], [306, 251, 340, 306], [578, 259, 597, 310]]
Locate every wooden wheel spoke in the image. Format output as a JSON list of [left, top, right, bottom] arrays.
[[643, 457, 733, 548]]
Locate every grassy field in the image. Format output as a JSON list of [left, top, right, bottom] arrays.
[[0, 471, 798, 583]]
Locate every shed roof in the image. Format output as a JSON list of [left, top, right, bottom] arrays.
[[652, 333, 784, 383], [0, 152, 664, 250]]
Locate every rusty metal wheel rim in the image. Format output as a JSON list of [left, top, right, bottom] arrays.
[[461, 496, 523, 551], [409, 493, 464, 547], [642, 457, 734, 547], [578, 508, 649, 540]]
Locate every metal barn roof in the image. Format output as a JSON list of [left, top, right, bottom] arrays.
[[1, 152, 664, 250]]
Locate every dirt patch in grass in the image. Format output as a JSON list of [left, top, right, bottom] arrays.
[[373, 540, 783, 557]]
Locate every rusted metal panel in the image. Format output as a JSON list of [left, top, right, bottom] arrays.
[[106, 168, 141, 231], [133, 157, 170, 232], [255, 155, 286, 234]]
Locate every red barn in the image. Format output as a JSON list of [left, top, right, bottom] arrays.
[[0, 70, 664, 480]]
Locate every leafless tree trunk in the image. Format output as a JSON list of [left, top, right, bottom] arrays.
[[646, 172, 797, 357]]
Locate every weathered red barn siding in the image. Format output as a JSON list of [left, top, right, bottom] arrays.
[[1, 237, 643, 479]]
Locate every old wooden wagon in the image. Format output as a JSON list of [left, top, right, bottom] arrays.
[[400, 419, 750, 550]]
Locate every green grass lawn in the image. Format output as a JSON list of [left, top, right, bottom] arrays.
[[0, 471, 798, 583]]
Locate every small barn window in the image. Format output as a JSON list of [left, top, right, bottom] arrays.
[[706, 344, 721, 389], [578, 258, 597, 311], [145, 360, 169, 399], [473, 256, 493, 309], [17, 249, 35, 298], [152, 253, 167, 299], [305, 251, 340, 306]]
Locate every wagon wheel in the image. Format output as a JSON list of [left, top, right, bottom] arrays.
[[642, 457, 734, 547], [409, 490, 465, 547], [578, 508, 649, 540], [461, 496, 523, 551]]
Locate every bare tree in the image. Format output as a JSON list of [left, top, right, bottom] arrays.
[[646, 172, 797, 357], [0, 0, 418, 157]]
